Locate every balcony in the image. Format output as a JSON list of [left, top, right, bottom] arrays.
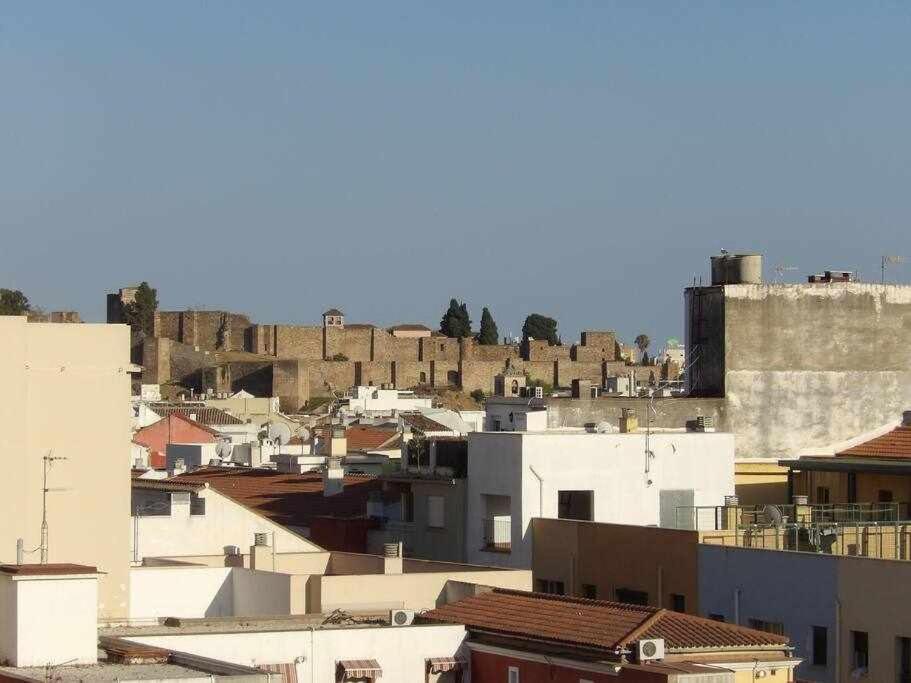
[[482, 517, 512, 553]]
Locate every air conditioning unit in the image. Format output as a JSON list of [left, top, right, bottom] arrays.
[[389, 609, 415, 626], [636, 638, 665, 662]]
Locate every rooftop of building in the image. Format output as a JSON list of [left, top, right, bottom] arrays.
[[837, 424, 911, 459], [423, 588, 789, 654], [147, 403, 245, 426], [323, 308, 344, 316], [344, 424, 401, 450], [399, 411, 453, 433], [388, 323, 432, 332], [0, 563, 98, 576], [169, 466, 384, 529]]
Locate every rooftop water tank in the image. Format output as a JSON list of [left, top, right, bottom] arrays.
[[710, 253, 762, 285]]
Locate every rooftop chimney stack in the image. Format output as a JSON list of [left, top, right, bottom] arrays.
[[323, 456, 345, 496]]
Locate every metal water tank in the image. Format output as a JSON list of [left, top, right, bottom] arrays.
[[710, 255, 727, 285], [727, 253, 762, 284]]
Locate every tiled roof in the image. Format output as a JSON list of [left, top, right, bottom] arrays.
[[423, 590, 789, 652], [0, 563, 98, 576], [323, 308, 344, 316], [132, 478, 205, 493], [345, 425, 400, 451], [399, 412, 451, 433], [838, 425, 911, 459], [171, 467, 383, 530], [390, 324, 432, 332], [148, 404, 244, 426]]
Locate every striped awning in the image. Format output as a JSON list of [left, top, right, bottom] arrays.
[[427, 657, 463, 673], [338, 659, 382, 679], [258, 662, 298, 683]]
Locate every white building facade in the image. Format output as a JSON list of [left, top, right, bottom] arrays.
[[465, 429, 735, 568]]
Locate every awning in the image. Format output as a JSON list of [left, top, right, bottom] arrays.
[[428, 657, 463, 673], [338, 659, 382, 679], [258, 662, 298, 683]]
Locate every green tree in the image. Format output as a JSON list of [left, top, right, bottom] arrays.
[[439, 298, 472, 338], [0, 289, 30, 315], [123, 282, 159, 335], [522, 313, 559, 346], [476, 307, 499, 345]]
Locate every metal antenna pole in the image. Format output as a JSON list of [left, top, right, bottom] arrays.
[[40, 452, 67, 564]]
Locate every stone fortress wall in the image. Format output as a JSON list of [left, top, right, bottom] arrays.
[[135, 307, 673, 411]]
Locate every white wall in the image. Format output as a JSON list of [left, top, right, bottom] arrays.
[[128, 623, 467, 682], [466, 430, 735, 568], [0, 574, 98, 666], [131, 488, 319, 563], [129, 566, 293, 622]]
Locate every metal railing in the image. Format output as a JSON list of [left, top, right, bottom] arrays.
[[482, 517, 512, 552], [675, 503, 907, 532]]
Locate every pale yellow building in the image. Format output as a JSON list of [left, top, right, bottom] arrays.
[[0, 316, 132, 620]]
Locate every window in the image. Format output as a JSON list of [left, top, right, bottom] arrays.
[[427, 495, 445, 529], [536, 579, 565, 595], [879, 489, 894, 503], [749, 619, 786, 636], [510, 379, 519, 395], [558, 491, 594, 521], [508, 667, 519, 683], [671, 594, 686, 613], [709, 613, 725, 622], [419, 371, 427, 384], [852, 630, 869, 670], [615, 588, 649, 605], [493, 418, 502, 431], [190, 493, 206, 516], [816, 486, 830, 504], [582, 584, 597, 600], [401, 492, 415, 523], [812, 626, 828, 667], [897, 636, 911, 682]]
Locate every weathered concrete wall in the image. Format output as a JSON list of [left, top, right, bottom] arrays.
[[686, 283, 911, 459], [544, 396, 725, 431], [154, 311, 250, 351]]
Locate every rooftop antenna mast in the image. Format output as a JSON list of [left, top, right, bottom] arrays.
[[774, 264, 798, 283], [40, 451, 68, 564], [882, 255, 905, 284]]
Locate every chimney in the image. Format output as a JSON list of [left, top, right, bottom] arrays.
[[323, 456, 344, 496], [383, 542, 403, 575], [328, 424, 347, 458], [250, 533, 274, 571], [619, 408, 638, 433]]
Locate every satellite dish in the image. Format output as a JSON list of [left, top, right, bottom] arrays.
[[594, 421, 616, 434], [215, 438, 233, 460], [297, 427, 311, 443], [763, 504, 783, 527], [267, 422, 293, 447]]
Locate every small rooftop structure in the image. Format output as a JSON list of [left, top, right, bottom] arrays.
[[147, 403, 244, 426]]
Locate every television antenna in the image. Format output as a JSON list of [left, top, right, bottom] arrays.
[[774, 264, 798, 283], [40, 451, 69, 564], [882, 255, 905, 284]]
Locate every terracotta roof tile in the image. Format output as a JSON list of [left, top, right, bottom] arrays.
[[838, 426, 911, 459], [148, 404, 244, 426], [423, 590, 789, 652], [399, 412, 451, 433], [170, 466, 383, 530], [345, 425, 400, 451]]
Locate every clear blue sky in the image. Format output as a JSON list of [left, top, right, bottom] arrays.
[[3, 2, 910, 347]]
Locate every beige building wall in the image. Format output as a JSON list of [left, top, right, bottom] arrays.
[[734, 460, 790, 504], [0, 317, 132, 620], [837, 556, 911, 682]]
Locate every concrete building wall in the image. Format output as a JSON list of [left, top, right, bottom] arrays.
[[467, 431, 735, 569], [0, 573, 99, 667], [408, 480, 467, 563], [687, 283, 911, 459], [131, 489, 320, 563], [0, 318, 132, 620], [698, 546, 838, 683], [316, 568, 532, 613], [129, 624, 468, 683], [128, 566, 294, 621], [532, 520, 700, 611], [273, 325, 323, 360]]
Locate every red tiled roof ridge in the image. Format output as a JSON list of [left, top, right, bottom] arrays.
[[491, 587, 661, 613], [167, 411, 223, 436], [620, 608, 668, 646], [837, 425, 911, 459]]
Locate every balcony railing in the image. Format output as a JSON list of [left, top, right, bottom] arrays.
[[675, 502, 907, 532], [482, 517, 512, 552]]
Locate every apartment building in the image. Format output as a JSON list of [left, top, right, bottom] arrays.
[[0, 316, 132, 620], [466, 426, 735, 568]]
